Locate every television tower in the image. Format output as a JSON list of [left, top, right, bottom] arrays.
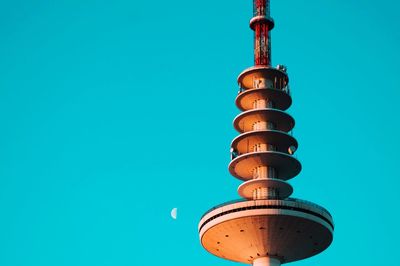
[[198, 1, 334, 266]]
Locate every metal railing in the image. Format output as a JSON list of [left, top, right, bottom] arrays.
[[200, 197, 331, 220], [238, 85, 290, 95]]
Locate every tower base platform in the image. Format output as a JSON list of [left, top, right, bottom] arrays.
[[199, 199, 333, 264]]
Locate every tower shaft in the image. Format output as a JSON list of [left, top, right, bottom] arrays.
[[253, 257, 281, 266], [252, 0, 273, 66]]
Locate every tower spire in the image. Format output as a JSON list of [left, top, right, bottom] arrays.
[[252, 0, 273, 66], [199, 2, 334, 266]]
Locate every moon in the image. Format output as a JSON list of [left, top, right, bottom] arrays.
[[171, 208, 178, 220]]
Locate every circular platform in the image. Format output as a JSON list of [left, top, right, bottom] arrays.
[[237, 179, 293, 199], [233, 109, 295, 133], [199, 199, 333, 264], [229, 151, 301, 181], [236, 88, 292, 111], [249, 16, 275, 30], [238, 66, 288, 90], [231, 130, 297, 155]]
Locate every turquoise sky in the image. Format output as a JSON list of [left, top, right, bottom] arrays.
[[0, 0, 399, 265]]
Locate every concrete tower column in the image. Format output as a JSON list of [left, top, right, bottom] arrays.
[[253, 257, 281, 266], [253, 98, 274, 108], [253, 121, 276, 130]]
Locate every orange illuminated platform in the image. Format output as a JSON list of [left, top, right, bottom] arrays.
[[237, 66, 288, 90], [238, 179, 293, 199], [228, 151, 301, 181], [236, 88, 292, 111], [199, 199, 333, 264], [233, 109, 294, 133], [231, 130, 297, 154]]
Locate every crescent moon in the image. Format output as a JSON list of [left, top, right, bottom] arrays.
[[171, 208, 178, 220]]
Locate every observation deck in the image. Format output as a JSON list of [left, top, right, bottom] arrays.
[[199, 199, 334, 264]]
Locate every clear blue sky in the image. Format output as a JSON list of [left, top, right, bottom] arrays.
[[0, 0, 399, 265]]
